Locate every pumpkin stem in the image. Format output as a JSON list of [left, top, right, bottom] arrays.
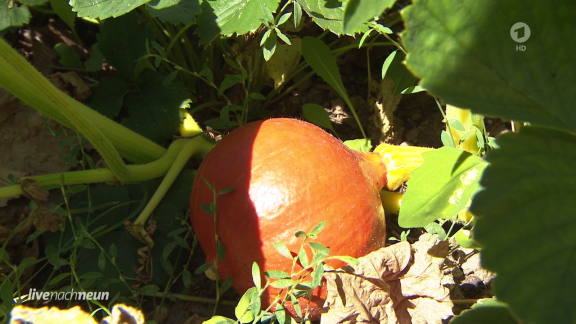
[[373, 144, 433, 191], [354, 151, 389, 193]]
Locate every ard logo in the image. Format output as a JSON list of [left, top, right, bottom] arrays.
[[510, 22, 530, 51]]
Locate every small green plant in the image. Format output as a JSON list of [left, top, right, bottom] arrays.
[[195, 180, 235, 316], [203, 220, 358, 324]]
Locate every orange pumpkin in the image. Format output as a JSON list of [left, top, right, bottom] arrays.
[[190, 118, 388, 320]]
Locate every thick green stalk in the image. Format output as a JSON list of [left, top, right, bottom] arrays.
[[0, 38, 131, 182], [0, 137, 214, 198], [0, 136, 214, 198], [133, 135, 214, 225], [0, 38, 166, 164]]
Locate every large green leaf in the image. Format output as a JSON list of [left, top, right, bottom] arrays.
[[146, 0, 201, 25], [403, 0, 576, 132], [50, 0, 77, 32], [70, 0, 149, 19], [399, 147, 487, 228], [85, 76, 131, 119], [450, 298, 519, 324], [122, 70, 191, 143], [471, 126, 576, 324], [298, 0, 367, 35], [0, 1, 30, 34], [343, 0, 395, 34], [195, 0, 280, 44], [18, 0, 49, 5], [96, 12, 153, 81]]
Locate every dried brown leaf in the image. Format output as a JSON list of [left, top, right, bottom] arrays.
[[49, 72, 92, 101], [321, 234, 453, 324], [32, 208, 64, 232]]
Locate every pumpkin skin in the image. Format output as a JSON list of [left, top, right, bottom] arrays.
[[190, 118, 387, 319]]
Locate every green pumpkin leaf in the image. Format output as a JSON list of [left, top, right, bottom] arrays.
[[122, 70, 191, 143], [450, 298, 518, 324], [196, 0, 281, 44], [343, 0, 395, 34], [145, 0, 201, 25], [298, 0, 367, 36], [0, 2, 30, 34], [70, 0, 147, 19], [54, 43, 83, 69], [403, 0, 576, 133], [50, 0, 77, 33], [85, 76, 130, 119], [84, 44, 104, 71], [399, 147, 487, 228], [471, 126, 576, 324], [96, 13, 153, 81]]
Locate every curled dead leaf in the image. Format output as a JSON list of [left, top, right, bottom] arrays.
[[321, 233, 453, 324], [47, 72, 92, 101], [32, 208, 64, 232], [19, 179, 49, 203]]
